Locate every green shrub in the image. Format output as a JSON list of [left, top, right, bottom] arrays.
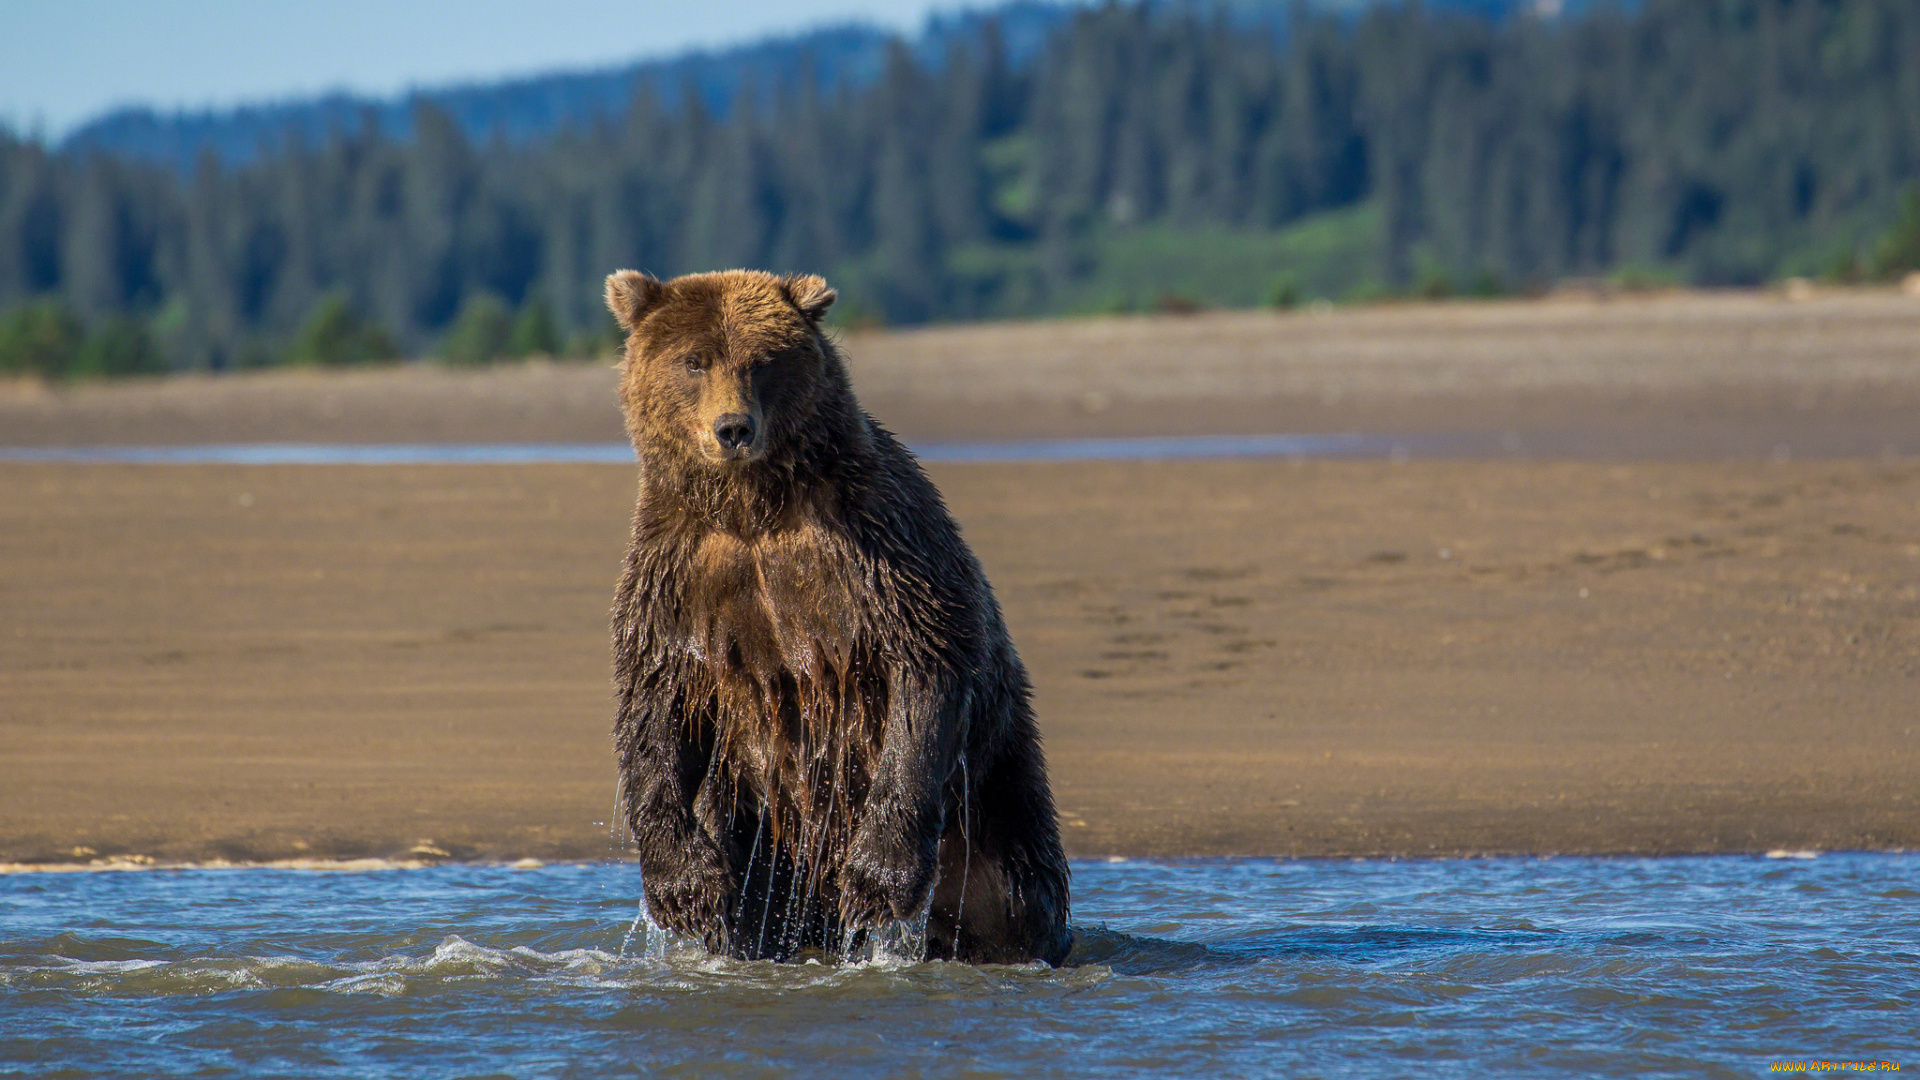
[[0, 302, 85, 378], [1414, 267, 1454, 300], [1870, 189, 1920, 280], [74, 317, 165, 377], [508, 297, 561, 357], [1607, 263, 1683, 292], [290, 294, 396, 367], [439, 293, 512, 366], [1268, 275, 1301, 309]]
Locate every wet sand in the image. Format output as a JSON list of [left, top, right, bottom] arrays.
[[2, 290, 1918, 864]]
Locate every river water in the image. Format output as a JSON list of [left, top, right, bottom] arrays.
[[2, 855, 1913, 1078], [0, 433, 1439, 465]]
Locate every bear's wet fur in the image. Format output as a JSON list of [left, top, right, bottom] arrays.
[[606, 268, 1071, 965]]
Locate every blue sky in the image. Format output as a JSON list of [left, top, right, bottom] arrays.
[[0, 0, 969, 137]]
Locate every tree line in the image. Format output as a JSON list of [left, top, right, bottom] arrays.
[[3, 0, 1919, 377]]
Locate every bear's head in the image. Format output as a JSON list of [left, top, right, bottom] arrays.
[[605, 269, 841, 469]]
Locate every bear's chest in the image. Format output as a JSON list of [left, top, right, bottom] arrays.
[[672, 526, 890, 794], [677, 526, 872, 686]]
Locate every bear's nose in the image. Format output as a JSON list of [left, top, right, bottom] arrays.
[[713, 414, 756, 452]]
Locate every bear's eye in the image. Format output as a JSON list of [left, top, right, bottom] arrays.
[[683, 356, 707, 374]]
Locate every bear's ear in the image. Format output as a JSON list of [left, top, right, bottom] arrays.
[[605, 270, 667, 330], [783, 274, 836, 323]]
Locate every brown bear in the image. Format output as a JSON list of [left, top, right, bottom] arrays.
[[605, 268, 1072, 965]]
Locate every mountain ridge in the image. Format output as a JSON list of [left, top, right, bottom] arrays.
[[52, 0, 1583, 171], [54, 3, 1075, 171]]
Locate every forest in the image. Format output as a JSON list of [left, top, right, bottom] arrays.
[[3, 0, 1919, 376]]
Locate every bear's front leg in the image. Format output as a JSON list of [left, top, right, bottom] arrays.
[[617, 686, 734, 952], [635, 815, 732, 950], [839, 673, 963, 927]]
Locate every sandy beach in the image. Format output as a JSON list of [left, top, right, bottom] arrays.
[[2, 290, 1917, 865]]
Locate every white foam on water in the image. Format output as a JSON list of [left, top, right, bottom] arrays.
[[319, 971, 409, 997], [48, 958, 166, 975], [275, 937, 641, 996], [840, 907, 933, 968], [506, 945, 619, 976], [619, 901, 688, 961]]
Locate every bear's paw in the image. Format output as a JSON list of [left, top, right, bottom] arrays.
[[642, 846, 733, 947], [838, 819, 938, 927]]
